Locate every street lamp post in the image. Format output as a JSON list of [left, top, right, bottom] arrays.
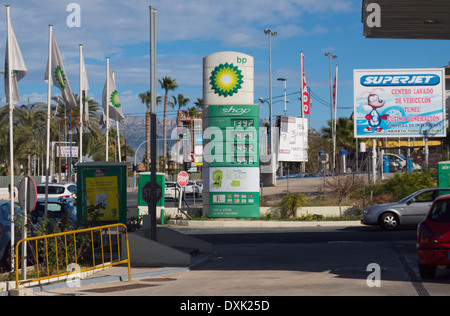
[[277, 78, 287, 117], [325, 52, 337, 172], [264, 28, 277, 153], [264, 28, 277, 186]]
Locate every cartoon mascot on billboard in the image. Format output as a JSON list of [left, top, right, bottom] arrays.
[[364, 93, 388, 133]]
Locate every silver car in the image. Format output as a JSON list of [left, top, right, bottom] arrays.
[[361, 187, 450, 230]]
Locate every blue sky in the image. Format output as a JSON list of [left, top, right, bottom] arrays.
[[1, 0, 449, 131]]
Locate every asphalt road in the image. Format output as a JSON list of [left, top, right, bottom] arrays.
[[53, 184, 449, 298], [43, 225, 450, 297]]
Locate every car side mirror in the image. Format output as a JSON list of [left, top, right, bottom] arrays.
[[406, 199, 413, 205]]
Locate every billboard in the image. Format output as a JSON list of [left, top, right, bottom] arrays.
[[354, 68, 445, 138], [278, 116, 308, 162], [77, 162, 127, 225]]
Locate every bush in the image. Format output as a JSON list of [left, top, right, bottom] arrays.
[[384, 172, 435, 200]]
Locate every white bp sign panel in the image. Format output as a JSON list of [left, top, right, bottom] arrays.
[[354, 68, 445, 138], [278, 117, 308, 162], [203, 51, 254, 105], [204, 167, 260, 192]]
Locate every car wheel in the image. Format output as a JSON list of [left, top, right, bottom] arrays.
[[379, 212, 399, 230], [419, 263, 436, 279]]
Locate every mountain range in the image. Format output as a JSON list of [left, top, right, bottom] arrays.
[[124, 115, 178, 163]]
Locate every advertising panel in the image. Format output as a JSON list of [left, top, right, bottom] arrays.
[[57, 146, 79, 158], [77, 162, 127, 225], [204, 167, 260, 192], [278, 117, 308, 162], [354, 68, 445, 138]]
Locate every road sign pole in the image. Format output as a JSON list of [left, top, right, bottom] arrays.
[[22, 177, 28, 280], [149, 6, 157, 241], [176, 171, 191, 219]]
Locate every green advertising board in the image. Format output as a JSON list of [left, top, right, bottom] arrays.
[[205, 104, 259, 168], [77, 162, 127, 226], [204, 104, 260, 218], [438, 161, 450, 187]]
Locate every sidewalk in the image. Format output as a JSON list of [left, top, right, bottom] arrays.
[[31, 252, 215, 296], [28, 219, 361, 296]]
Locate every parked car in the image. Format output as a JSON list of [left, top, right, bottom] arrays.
[[0, 201, 21, 270], [29, 198, 77, 227], [361, 187, 450, 230], [165, 182, 181, 200], [417, 194, 450, 279], [384, 153, 421, 172], [184, 180, 203, 197], [36, 183, 77, 199]]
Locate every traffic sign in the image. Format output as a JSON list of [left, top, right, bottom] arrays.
[[187, 152, 196, 162], [18, 177, 37, 213], [142, 181, 162, 205], [177, 171, 189, 187]]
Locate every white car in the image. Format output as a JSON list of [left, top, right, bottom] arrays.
[[165, 182, 181, 200], [384, 153, 421, 172], [36, 183, 77, 199], [184, 180, 203, 197]]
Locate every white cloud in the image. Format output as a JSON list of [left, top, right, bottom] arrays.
[[0, 0, 359, 113]]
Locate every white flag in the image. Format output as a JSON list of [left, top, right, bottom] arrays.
[[44, 33, 77, 110], [5, 24, 27, 107], [80, 50, 90, 122], [102, 68, 124, 122]]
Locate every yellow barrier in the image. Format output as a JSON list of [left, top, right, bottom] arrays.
[[15, 223, 131, 289]]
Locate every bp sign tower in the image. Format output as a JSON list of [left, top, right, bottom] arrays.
[[203, 52, 260, 218]]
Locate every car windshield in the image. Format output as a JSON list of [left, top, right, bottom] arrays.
[[37, 186, 65, 194], [429, 200, 450, 223]]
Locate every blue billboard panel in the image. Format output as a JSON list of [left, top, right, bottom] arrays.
[[354, 68, 446, 138]]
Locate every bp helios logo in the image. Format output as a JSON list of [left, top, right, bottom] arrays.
[[54, 65, 67, 90], [210, 62, 244, 97], [110, 90, 121, 108]]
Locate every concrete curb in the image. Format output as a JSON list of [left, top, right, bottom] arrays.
[[167, 219, 363, 228]]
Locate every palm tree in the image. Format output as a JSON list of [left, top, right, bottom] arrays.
[[321, 117, 356, 157], [279, 191, 307, 218], [14, 103, 48, 175], [139, 90, 161, 171], [194, 98, 203, 110], [158, 76, 178, 174], [170, 93, 190, 111], [187, 106, 202, 154]]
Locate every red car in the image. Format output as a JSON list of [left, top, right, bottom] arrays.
[[417, 194, 450, 279]]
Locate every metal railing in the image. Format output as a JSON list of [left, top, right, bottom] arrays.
[[15, 223, 131, 289]]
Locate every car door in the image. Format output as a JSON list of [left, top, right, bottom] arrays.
[[403, 190, 437, 224]]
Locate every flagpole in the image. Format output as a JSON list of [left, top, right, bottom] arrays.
[[106, 57, 110, 161], [6, 4, 15, 272], [112, 71, 121, 162], [335, 64, 338, 125], [79, 44, 83, 164], [300, 51, 304, 119], [45, 25, 53, 217], [334, 64, 338, 172]]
